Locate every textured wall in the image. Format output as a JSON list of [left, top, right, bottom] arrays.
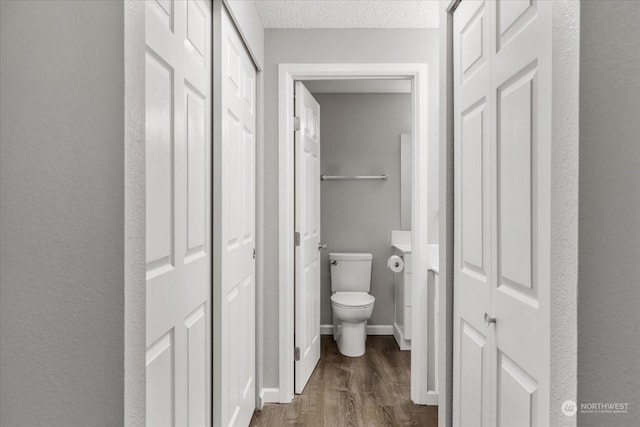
[[578, 2, 640, 426], [314, 93, 411, 326], [550, 1, 580, 426], [0, 1, 125, 425], [124, 0, 146, 425], [263, 28, 439, 388]]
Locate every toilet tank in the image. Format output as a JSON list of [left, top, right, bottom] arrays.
[[329, 253, 373, 292]]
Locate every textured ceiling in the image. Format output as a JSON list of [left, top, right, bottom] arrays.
[[253, 1, 440, 29]]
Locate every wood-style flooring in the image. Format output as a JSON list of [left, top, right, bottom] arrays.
[[250, 336, 437, 426]]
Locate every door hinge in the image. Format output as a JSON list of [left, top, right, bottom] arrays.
[[294, 347, 301, 361], [294, 231, 300, 246], [294, 116, 301, 131], [253, 248, 256, 259]]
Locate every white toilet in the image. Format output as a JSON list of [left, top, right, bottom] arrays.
[[329, 252, 375, 357]]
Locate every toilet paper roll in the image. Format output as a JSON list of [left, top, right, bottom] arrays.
[[387, 255, 404, 273]]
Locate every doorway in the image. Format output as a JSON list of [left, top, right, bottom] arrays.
[[277, 63, 433, 406]]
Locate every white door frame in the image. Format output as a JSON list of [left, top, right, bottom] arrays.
[[278, 63, 431, 404], [438, 3, 460, 426]]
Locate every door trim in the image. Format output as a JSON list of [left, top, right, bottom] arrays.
[[438, 2, 460, 426], [278, 63, 430, 404]]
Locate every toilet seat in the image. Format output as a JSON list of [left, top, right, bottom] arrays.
[[331, 292, 375, 309]]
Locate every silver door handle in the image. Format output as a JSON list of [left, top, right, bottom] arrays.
[[330, 260, 338, 266], [318, 243, 327, 250], [484, 313, 496, 327]]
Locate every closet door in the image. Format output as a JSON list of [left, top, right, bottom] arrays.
[[219, 6, 257, 427], [453, 1, 552, 425], [492, 0, 551, 424], [453, 1, 493, 426], [145, 0, 212, 425]]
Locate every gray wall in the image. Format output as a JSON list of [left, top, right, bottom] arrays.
[[263, 28, 439, 388], [0, 1, 125, 426], [314, 93, 411, 326], [578, 2, 640, 425]]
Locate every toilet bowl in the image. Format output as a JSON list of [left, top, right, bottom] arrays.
[[329, 253, 375, 357], [331, 292, 375, 357]]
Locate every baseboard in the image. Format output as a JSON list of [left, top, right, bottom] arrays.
[[393, 322, 412, 350], [425, 390, 439, 406], [320, 324, 393, 336], [320, 324, 334, 335], [260, 387, 281, 404], [367, 324, 393, 335]]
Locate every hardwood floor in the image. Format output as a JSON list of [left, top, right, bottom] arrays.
[[250, 336, 438, 426]]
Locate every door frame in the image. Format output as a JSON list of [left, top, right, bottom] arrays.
[[277, 63, 431, 404], [438, 3, 459, 427]]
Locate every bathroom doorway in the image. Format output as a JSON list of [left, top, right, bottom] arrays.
[[276, 63, 437, 407]]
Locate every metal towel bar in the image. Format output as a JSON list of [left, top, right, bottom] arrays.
[[320, 174, 388, 181]]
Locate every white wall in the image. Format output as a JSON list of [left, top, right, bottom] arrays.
[[263, 28, 439, 388], [0, 1, 125, 425], [315, 92, 411, 327], [549, 3, 580, 426], [578, 2, 640, 426]]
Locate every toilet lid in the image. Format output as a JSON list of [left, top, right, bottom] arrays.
[[331, 292, 375, 308]]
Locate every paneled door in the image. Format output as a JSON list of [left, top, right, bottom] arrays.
[[294, 82, 321, 394], [145, 1, 211, 426], [453, 2, 493, 425], [453, 1, 552, 425], [220, 6, 257, 427]]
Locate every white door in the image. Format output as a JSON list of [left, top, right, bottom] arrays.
[[145, 1, 211, 426], [453, 1, 551, 425], [453, 2, 492, 424], [220, 7, 257, 427], [294, 82, 321, 394]]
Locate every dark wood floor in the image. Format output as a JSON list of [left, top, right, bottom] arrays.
[[250, 336, 437, 426]]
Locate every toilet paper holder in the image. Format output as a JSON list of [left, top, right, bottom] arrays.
[[387, 254, 405, 272]]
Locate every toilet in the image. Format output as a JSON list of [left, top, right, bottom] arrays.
[[329, 252, 375, 357]]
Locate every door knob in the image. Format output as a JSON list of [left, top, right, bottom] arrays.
[[484, 313, 496, 327], [318, 243, 327, 251]]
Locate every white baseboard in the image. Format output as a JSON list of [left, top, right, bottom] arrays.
[[260, 387, 281, 404], [393, 322, 412, 350], [320, 324, 334, 335], [367, 324, 393, 335], [425, 390, 439, 406], [320, 324, 393, 336]]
